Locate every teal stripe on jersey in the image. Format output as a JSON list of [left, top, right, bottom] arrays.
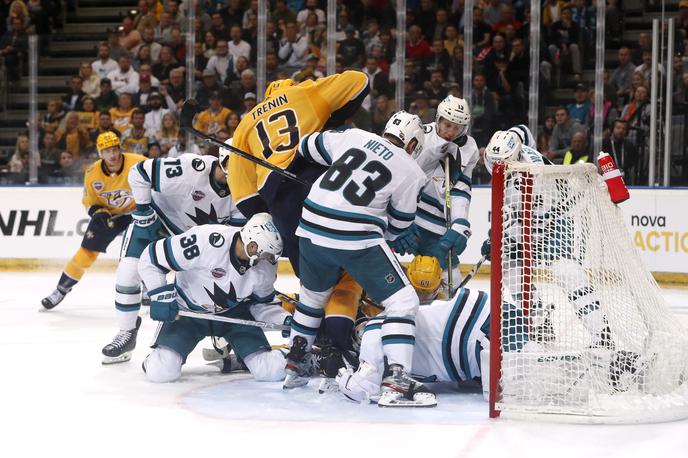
[[136, 162, 150, 183], [148, 243, 169, 272], [381, 336, 416, 345], [452, 218, 470, 228], [175, 284, 206, 312], [152, 158, 162, 192], [250, 292, 276, 303], [442, 289, 468, 382], [315, 134, 332, 164], [417, 207, 445, 225], [298, 221, 382, 241], [387, 204, 415, 222], [298, 135, 316, 163], [163, 238, 183, 271], [150, 200, 183, 235], [304, 198, 387, 230], [460, 291, 488, 380], [387, 223, 407, 235], [457, 173, 472, 188], [450, 189, 471, 200], [420, 193, 444, 212], [228, 217, 247, 227]]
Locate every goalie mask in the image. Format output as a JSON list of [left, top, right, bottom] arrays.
[[407, 255, 442, 302], [484, 130, 522, 175], [219, 138, 232, 173], [383, 111, 425, 158], [239, 213, 283, 266], [436, 95, 471, 139]]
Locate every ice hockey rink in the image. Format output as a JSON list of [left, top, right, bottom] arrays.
[[2, 270, 687, 458]]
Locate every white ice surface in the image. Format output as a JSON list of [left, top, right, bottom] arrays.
[[2, 271, 688, 458]]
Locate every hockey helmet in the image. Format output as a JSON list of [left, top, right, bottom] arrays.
[[436, 95, 471, 138], [407, 255, 442, 299], [264, 79, 295, 99], [96, 131, 121, 155], [239, 213, 283, 266], [219, 137, 232, 173], [383, 110, 425, 158], [484, 130, 522, 175]]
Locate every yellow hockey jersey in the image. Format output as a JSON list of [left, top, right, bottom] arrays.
[[228, 70, 368, 204], [82, 153, 146, 216], [194, 107, 232, 136]]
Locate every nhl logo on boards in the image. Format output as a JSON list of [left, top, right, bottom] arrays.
[[92, 181, 104, 191], [385, 273, 395, 284], [192, 190, 205, 201], [209, 232, 225, 247], [192, 158, 205, 171], [211, 268, 226, 278]]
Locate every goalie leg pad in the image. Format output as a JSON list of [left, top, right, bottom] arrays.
[[143, 346, 183, 383]]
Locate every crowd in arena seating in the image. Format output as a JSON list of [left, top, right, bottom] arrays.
[[1, 0, 687, 185]]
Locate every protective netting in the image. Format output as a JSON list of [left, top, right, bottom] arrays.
[[492, 162, 688, 423]]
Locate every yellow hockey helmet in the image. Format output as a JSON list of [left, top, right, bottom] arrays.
[[407, 255, 442, 295], [264, 79, 295, 99], [96, 131, 120, 154]]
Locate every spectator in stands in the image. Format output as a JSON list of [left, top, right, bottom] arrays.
[[547, 6, 583, 80], [144, 92, 169, 132], [242, 0, 259, 29], [413, 0, 436, 40], [362, 18, 382, 54], [41, 98, 66, 134], [92, 112, 120, 143], [8, 134, 30, 179], [549, 106, 586, 159], [602, 119, 638, 183], [587, 86, 619, 131], [168, 28, 186, 62], [362, 56, 392, 110], [131, 63, 160, 92], [427, 39, 451, 78], [279, 21, 309, 73], [443, 24, 460, 58], [209, 12, 230, 42], [225, 54, 249, 84], [165, 0, 185, 25], [406, 25, 431, 61], [423, 69, 448, 108], [543, 0, 566, 28], [468, 7, 492, 52], [631, 32, 652, 66], [55, 112, 92, 160], [297, 0, 324, 25], [470, 72, 498, 146], [672, 53, 687, 105], [110, 92, 135, 131], [409, 91, 436, 123], [620, 85, 650, 146], [62, 75, 86, 112], [132, 73, 156, 109], [0, 16, 27, 81], [431, 8, 450, 42], [369, 95, 393, 135], [40, 131, 61, 166], [147, 142, 163, 158], [194, 91, 232, 136], [240, 92, 256, 119], [164, 68, 186, 110], [227, 68, 256, 110], [46, 151, 82, 184], [121, 109, 154, 156], [300, 11, 324, 50], [155, 12, 175, 45], [106, 32, 129, 61], [203, 30, 217, 58], [94, 78, 118, 112], [118, 16, 141, 51], [168, 130, 201, 157], [79, 62, 100, 98], [92, 42, 119, 80], [492, 4, 522, 34], [205, 39, 231, 83], [567, 83, 592, 125], [225, 111, 240, 136], [133, 0, 157, 32], [339, 24, 366, 69], [562, 131, 590, 164], [220, 0, 243, 27], [154, 112, 179, 156], [509, 37, 529, 90], [197, 68, 229, 106], [77, 97, 99, 134], [538, 115, 556, 156], [483, 0, 502, 26], [265, 50, 280, 82], [152, 45, 180, 84], [108, 55, 139, 95], [191, 42, 208, 82], [271, 0, 296, 27], [610, 47, 636, 106], [134, 44, 153, 71], [571, 0, 595, 60], [139, 27, 162, 63], [480, 33, 509, 89], [605, 0, 623, 47], [448, 44, 464, 84], [228, 24, 251, 61]]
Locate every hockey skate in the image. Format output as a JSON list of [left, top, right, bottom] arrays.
[[102, 317, 142, 365], [283, 336, 316, 389], [315, 341, 358, 394], [40, 288, 67, 311], [378, 363, 437, 408]]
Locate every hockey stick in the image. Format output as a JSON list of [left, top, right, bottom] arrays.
[[444, 155, 454, 294], [178, 309, 290, 331], [457, 254, 488, 289], [179, 99, 309, 186]]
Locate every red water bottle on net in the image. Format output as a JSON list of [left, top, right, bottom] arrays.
[[597, 151, 630, 204]]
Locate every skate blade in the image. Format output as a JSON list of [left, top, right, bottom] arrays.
[[378, 391, 437, 408], [102, 352, 133, 365], [283, 374, 310, 389], [318, 377, 339, 394]]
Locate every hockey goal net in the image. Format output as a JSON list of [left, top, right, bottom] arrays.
[[489, 161, 688, 423]]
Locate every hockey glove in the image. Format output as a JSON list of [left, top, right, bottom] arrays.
[[149, 284, 178, 322], [388, 224, 419, 255], [438, 225, 471, 257], [132, 204, 162, 242], [481, 229, 491, 261], [91, 208, 112, 231]]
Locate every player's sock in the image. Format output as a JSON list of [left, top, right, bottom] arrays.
[[380, 316, 416, 370]]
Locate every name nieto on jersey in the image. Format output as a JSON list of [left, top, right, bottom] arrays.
[[252, 94, 289, 119], [363, 139, 394, 160]]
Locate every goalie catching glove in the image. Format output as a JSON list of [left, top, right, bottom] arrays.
[[149, 284, 178, 322]]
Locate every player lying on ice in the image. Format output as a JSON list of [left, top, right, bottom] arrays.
[[138, 213, 289, 383]]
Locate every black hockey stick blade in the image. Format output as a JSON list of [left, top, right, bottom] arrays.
[[179, 100, 309, 186]]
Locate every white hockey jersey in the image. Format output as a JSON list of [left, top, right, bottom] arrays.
[[415, 123, 480, 236], [138, 225, 277, 313], [360, 287, 490, 381], [294, 129, 427, 250], [128, 154, 246, 235], [507, 124, 537, 149]]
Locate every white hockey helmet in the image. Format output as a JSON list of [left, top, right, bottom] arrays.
[[484, 130, 522, 175], [219, 138, 232, 173], [383, 110, 425, 158], [239, 213, 283, 266], [436, 95, 471, 138]]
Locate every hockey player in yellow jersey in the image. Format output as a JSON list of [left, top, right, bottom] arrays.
[[41, 131, 146, 310], [226, 70, 369, 275]]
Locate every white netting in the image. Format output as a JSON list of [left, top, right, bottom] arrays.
[[494, 162, 688, 423]]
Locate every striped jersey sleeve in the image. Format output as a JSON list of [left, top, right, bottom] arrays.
[[128, 158, 155, 206], [449, 138, 479, 235], [297, 131, 334, 166]]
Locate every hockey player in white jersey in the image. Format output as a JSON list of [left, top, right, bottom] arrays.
[[407, 96, 479, 294], [138, 213, 289, 382], [101, 150, 245, 364], [285, 111, 432, 406], [337, 256, 491, 404]]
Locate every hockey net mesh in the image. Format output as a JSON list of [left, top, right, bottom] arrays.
[[491, 162, 688, 423]]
